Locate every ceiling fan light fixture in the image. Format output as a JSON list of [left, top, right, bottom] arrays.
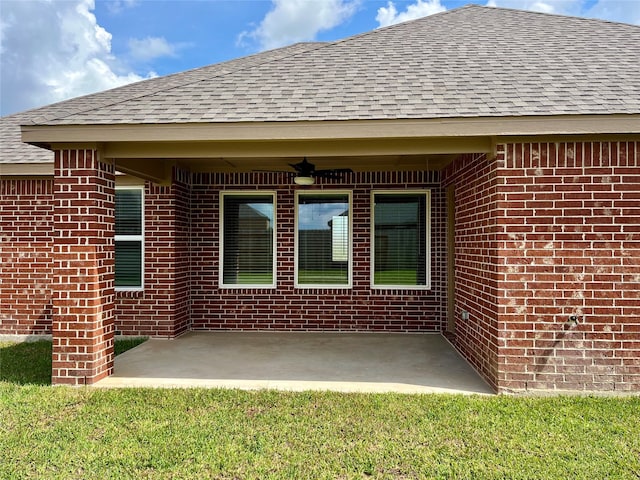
[[294, 175, 315, 185]]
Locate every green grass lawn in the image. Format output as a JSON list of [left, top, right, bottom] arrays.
[[374, 270, 418, 285], [0, 338, 147, 386], [235, 273, 273, 284], [1, 341, 639, 479], [298, 270, 348, 284]]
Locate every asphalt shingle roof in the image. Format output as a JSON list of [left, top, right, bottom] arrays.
[[2, 5, 639, 163], [0, 42, 325, 163]]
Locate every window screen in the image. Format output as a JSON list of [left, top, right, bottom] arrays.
[[296, 192, 350, 286], [115, 188, 143, 289], [221, 193, 275, 286], [115, 241, 142, 287], [373, 192, 430, 288]]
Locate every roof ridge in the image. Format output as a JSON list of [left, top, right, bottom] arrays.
[[22, 6, 477, 126], [319, 4, 469, 48], [25, 41, 331, 125], [7, 3, 638, 132], [474, 3, 640, 28], [22, 4, 640, 126], [370, 3, 640, 31]]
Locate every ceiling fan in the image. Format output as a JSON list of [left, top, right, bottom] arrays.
[[259, 158, 353, 185]]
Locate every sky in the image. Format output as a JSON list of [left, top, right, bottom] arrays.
[[1, 0, 639, 116]]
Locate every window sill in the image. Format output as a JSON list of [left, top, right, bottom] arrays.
[[116, 288, 145, 298], [371, 285, 432, 291], [219, 284, 277, 290], [295, 284, 352, 290]]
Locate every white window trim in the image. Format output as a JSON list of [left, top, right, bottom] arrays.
[[219, 190, 277, 289], [295, 190, 353, 289], [370, 189, 431, 290], [115, 186, 145, 292]]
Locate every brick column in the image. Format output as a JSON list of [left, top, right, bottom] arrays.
[[52, 149, 115, 385], [495, 141, 639, 392]]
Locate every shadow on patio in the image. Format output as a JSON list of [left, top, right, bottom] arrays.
[[95, 332, 494, 395]]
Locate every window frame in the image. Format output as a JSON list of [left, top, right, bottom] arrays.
[[294, 190, 353, 289], [114, 186, 145, 292], [370, 189, 432, 290], [219, 190, 277, 289]]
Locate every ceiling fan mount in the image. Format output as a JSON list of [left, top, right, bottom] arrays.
[[288, 158, 353, 185], [257, 157, 353, 185]]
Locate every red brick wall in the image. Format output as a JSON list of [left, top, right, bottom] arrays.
[[190, 171, 447, 332], [4, 141, 637, 392], [442, 153, 500, 391], [51, 149, 115, 385], [443, 142, 640, 393], [0, 173, 191, 339], [0, 178, 55, 334], [2, 169, 446, 337], [173, 170, 192, 334], [495, 141, 640, 392], [114, 169, 191, 337]]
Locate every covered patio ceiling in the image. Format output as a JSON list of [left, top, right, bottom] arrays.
[[20, 117, 504, 183], [110, 136, 491, 184], [176, 153, 457, 173], [111, 152, 462, 186]]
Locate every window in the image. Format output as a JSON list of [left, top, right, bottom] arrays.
[[115, 187, 144, 290], [372, 191, 431, 289], [220, 192, 276, 287], [296, 191, 351, 287]]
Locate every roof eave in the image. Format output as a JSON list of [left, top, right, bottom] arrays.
[[21, 114, 640, 146]]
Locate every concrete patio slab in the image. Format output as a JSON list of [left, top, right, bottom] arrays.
[[95, 332, 494, 395]]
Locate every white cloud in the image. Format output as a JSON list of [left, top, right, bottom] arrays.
[[239, 0, 360, 51], [485, 0, 640, 24], [530, 2, 555, 13], [128, 36, 179, 61], [586, 0, 640, 25], [105, 0, 139, 14], [484, 0, 583, 15], [376, 0, 446, 27], [0, 0, 149, 115]]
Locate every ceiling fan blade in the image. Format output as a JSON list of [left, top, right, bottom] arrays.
[[255, 159, 352, 179]]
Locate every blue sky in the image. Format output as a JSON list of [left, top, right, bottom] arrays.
[[1, 0, 638, 116]]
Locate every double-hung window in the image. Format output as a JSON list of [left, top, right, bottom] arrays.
[[295, 191, 351, 287], [372, 190, 431, 289], [115, 187, 144, 290], [220, 192, 276, 287]]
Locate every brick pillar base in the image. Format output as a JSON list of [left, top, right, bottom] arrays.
[[52, 149, 115, 385]]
